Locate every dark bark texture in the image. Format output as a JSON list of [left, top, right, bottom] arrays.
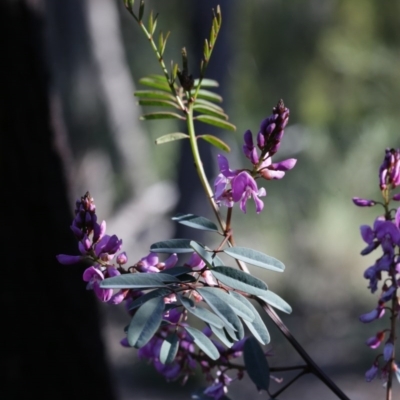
[[1, 1, 115, 399]]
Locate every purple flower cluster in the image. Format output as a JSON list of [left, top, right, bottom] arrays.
[[353, 149, 400, 385], [57, 192, 127, 304], [57, 194, 253, 399], [214, 100, 296, 214]]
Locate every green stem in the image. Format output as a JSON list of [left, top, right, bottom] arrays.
[[186, 102, 225, 230]]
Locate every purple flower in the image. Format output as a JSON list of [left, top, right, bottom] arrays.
[[56, 254, 82, 265], [214, 155, 238, 208], [135, 252, 178, 273], [365, 331, 385, 349], [204, 382, 226, 400], [393, 193, 400, 201], [83, 266, 113, 302], [383, 340, 394, 361], [380, 285, 396, 302], [83, 266, 123, 303], [185, 253, 205, 271], [242, 130, 259, 165], [379, 148, 400, 189], [154, 360, 181, 381], [116, 252, 128, 265], [94, 234, 123, 261], [352, 197, 376, 207], [359, 303, 385, 323], [365, 363, 379, 382], [259, 100, 290, 156], [258, 157, 297, 180], [231, 171, 266, 214]]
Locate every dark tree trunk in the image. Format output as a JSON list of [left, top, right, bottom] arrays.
[[1, 1, 115, 399]]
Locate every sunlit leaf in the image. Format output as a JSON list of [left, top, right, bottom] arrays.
[[244, 337, 270, 391], [196, 89, 222, 103], [257, 291, 292, 314], [198, 135, 230, 152], [184, 326, 220, 360], [134, 90, 176, 100], [193, 78, 219, 88], [100, 273, 179, 289], [159, 333, 180, 364], [138, 99, 179, 108], [150, 239, 194, 253], [193, 104, 228, 120], [223, 247, 285, 272], [193, 98, 224, 112], [140, 112, 185, 121], [179, 295, 224, 328], [211, 266, 269, 296], [128, 297, 165, 348], [139, 77, 171, 91], [155, 133, 189, 144], [172, 213, 219, 232], [230, 291, 270, 345], [195, 115, 236, 131]]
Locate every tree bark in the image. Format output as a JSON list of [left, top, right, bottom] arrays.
[[0, 1, 115, 399]]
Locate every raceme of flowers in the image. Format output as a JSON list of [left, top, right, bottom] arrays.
[[353, 148, 400, 385], [57, 191, 285, 399], [214, 100, 297, 214]]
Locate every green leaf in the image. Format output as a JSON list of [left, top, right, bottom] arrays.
[[139, 77, 171, 91], [184, 326, 220, 360], [193, 98, 224, 111], [159, 333, 180, 364], [179, 295, 224, 328], [155, 133, 189, 144], [229, 291, 270, 345], [128, 287, 173, 311], [140, 112, 185, 121], [172, 213, 219, 233], [223, 318, 244, 341], [193, 104, 228, 120], [138, 0, 144, 20], [195, 115, 236, 131], [257, 291, 292, 314], [209, 324, 233, 348], [196, 89, 223, 103], [197, 287, 243, 335], [159, 266, 193, 276], [150, 239, 194, 253], [134, 90, 176, 101], [211, 255, 224, 267], [198, 134, 231, 152], [190, 241, 214, 267], [128, 297, 165, 348], [138, 99, 179, 108], [193, 78, 219, 88], [223, 247, 285, 272], [199, 288, 255, 322], [243, 337, 270, 391], [211, 267, 269, 296], [100, 273, 179, 289]]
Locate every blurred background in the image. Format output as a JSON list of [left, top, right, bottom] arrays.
[[2, 0, 399, 399]]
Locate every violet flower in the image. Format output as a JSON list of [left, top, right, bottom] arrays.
[[231, 171, 266, 214]]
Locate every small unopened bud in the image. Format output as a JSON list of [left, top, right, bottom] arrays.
[[352, 197, 376, 207]]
